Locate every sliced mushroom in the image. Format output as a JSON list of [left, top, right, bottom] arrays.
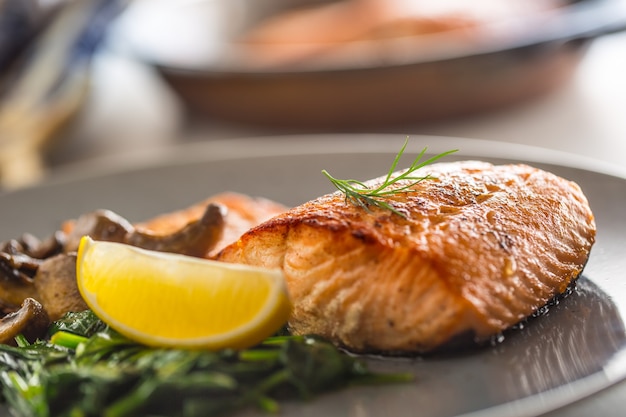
[[20, 231, 66, 259], [64, 209, 134, 252], [0, 253, 39, 310], [0, 298, 50, 345], [1, 232, 65, 260], [0, 202, 227, 325], [0, 250, 42, 277], [64, 203, 227, 257], [34, 253, 88, 322], [126, 203, 226, 257]]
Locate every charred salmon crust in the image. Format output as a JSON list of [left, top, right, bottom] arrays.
[[216, 161, 596, 354]]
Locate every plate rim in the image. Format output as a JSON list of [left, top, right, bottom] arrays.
[[9, 134, 626, 198]]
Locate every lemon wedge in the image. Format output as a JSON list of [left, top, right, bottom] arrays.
[[76, 236, 291, 350]]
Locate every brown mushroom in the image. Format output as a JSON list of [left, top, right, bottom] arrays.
[[126, 203, 226, 257], [64, 203, 227, 257], [0, 298, 50, 345], [0, 253, 39, 311], [20, 231, 66, 259], [1, 232, 65, 261], [63, 209, 134, 252], [34, 253, 88, 321], [0, 202, 227, 325], [0, 235, 65, 313]]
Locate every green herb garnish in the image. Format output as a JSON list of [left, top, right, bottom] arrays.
[[0, 313, 412, 417], [322, 138, 457, 217]]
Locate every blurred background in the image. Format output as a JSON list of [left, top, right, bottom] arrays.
[[1, 0, 625, 190]]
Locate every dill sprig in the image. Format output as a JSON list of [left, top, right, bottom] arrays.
[[322, 139, 457, 217]]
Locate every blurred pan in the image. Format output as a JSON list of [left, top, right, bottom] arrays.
[[117, 0, 626, 129]]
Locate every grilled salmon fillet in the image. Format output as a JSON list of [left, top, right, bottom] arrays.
[[217, 161, 596, 354]]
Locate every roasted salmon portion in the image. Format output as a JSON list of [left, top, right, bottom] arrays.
[[217, 161, 596, 354]]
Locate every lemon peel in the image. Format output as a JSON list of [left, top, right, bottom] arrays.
[[76, 236, 291, 350]]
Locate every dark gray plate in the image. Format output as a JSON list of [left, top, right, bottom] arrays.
[[2, 134, 626, 417]]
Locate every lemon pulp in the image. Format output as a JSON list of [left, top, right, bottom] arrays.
[[76, 236, 291, 349]]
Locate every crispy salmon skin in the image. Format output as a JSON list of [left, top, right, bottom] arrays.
[[217, 161, 596, 354]]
